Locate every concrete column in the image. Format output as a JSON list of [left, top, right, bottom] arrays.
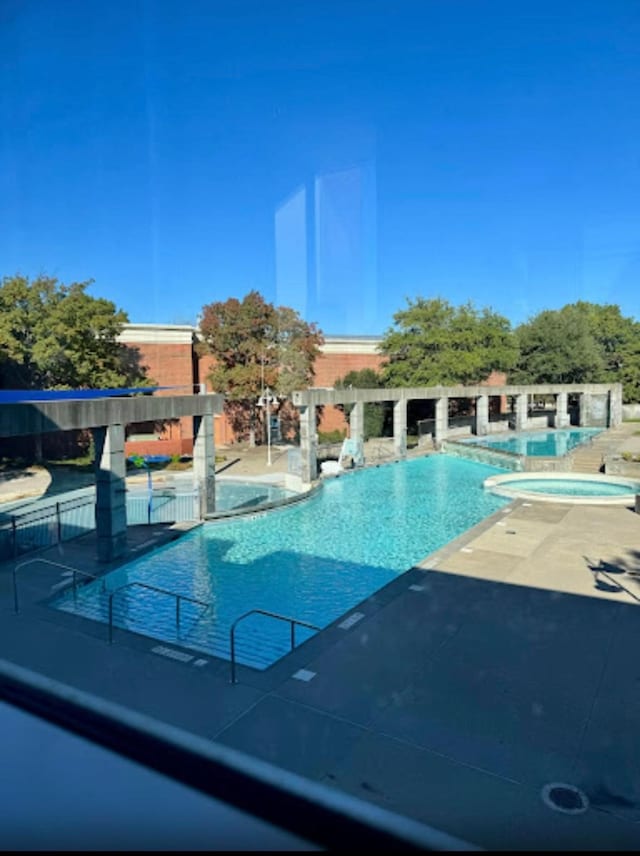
[[193, 413, 216, 517], [93, 424, 127, 563], [514, 393, 528, 431], [299, 405, 317, 484], [475, 394, 489, 436], [393, 399, 407, 458], [579, 393, 590, 427], [435, 397, 449, 444], [609, 386, 623, 427], [350, 401, 365, 464], [553, 392, 570, 428]]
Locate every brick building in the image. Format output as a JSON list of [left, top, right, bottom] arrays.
[[118, 324, 385, 454], [119, 324, 506, 455]]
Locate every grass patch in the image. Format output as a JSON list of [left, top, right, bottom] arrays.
[[318, 429, 347, 444], [46, 455, 94, 471]]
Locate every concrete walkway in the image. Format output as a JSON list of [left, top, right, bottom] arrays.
[[1, 497, 640, 847]]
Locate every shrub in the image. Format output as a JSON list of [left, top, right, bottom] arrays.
[[318, 429, 346, 444]]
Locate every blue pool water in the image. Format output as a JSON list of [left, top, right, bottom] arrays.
[[464, 427, 601, 457], [53, 456, 509, 669]]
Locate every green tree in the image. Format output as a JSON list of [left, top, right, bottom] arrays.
[[512, 305, 604, 385], [334, 368, 391, 440], [198, 290, 323, 444], [513, 302, 640, 401], [380, 297, 518, 386], [0, 274, 149, 389]]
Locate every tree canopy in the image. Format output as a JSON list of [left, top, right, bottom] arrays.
[[380, 297, 518, 387], [198, 290, 323, 442], [513, 301, 640, 402], [0, 274, 148, 389]]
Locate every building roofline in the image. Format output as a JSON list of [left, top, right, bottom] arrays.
[[121, 323, 383, 350]]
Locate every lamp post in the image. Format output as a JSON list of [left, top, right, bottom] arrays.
[[258, 386, 277, 466]]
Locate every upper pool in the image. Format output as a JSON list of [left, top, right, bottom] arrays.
[[53, 455, 509, 670], [462, 427, 601, 457]]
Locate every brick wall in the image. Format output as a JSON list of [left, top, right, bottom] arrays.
[[120, 330, 198, 455], [313, 352, 385, 386], [314, 350, 385, 434]]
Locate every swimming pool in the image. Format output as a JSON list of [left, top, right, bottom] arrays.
[[53, 456, 510, 669], [463, 427, 601, 457], [484, 472, 640, 504]]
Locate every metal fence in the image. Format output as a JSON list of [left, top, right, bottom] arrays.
[[0, 489, 200, 561]]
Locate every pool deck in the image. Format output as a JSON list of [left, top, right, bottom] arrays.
[[2, 461, 640, 847]]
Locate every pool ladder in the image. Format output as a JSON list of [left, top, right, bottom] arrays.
[[12, 557, 106, 614], [107, 581, 211, 645], [230, 609, 321, 684], [13, 560, 320, 685]]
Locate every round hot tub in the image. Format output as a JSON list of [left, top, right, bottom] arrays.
[[483, 472, 640, 505]]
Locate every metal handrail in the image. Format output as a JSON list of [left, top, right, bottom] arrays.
[[13, 557, 104, 614], [108, 582, 210, 645], [229, 609, 321, 684]]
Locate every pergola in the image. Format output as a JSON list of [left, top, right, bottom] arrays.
[[292, 382, 623, 483], [0, 390, 223, 562]]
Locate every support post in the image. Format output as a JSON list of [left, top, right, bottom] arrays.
[[193, 412, 216, 517], [579, 392, 590, 427], [475, 395, 489, 436], [393, 399, 407, 458], [93, 424, 127, 563], [350, 401, 365, 465], [299, 405, 317, 484], [514, 393, 528, 431], [553, 392, 570, 428], [609, 386, 623, 427], [435, 397, 449, 444]]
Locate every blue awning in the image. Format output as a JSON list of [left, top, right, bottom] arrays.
[[0, 387, 167, 403]]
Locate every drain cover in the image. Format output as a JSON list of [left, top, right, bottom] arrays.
[[541, 782, 589, 814]]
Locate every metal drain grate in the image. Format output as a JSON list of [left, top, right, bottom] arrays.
[[541, 782, 589, 815]]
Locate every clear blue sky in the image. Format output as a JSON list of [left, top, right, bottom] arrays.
[[1, 0, 639, 335]]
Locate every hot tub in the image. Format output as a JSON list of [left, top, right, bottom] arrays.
[[483, 472, 640, 505]]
